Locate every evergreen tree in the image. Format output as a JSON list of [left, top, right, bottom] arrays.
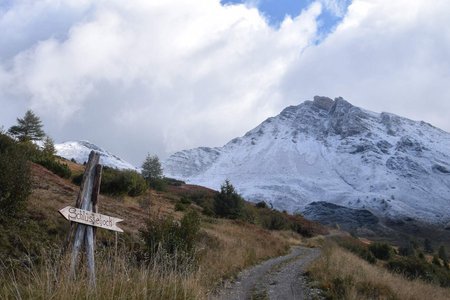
[[8, 110, 45, 142], [141, 154, 163, 182], [214, 180, 244, 219], [42, 136, 56, 157]]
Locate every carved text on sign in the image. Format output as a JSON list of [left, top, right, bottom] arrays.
[[60, 206, 123, 232]]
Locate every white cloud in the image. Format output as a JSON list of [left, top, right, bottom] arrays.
[[280, 0, 450, 130], [0, 0, 321, 164], [1, 0, 450, 166]]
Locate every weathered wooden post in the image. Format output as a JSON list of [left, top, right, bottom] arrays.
[[59, 150, 123, 287]]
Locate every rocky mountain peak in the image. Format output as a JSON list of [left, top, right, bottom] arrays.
[[164, 96, 450, 226], [312, 95, 334, 110]]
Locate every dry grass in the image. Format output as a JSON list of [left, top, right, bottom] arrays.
[[0, 216, 297, 300], [308, 243, 450, 300], [2, 163, 301, 299], [198, 219, 294, 294], [0, 249, 202, 300]]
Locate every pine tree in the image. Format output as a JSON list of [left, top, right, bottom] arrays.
[[213, 180, 244, 219], [8, 110, 45, 142], [141, 154, 163, 182], [42, 136, 56, 157]]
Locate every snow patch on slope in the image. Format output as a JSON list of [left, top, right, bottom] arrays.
[[55, 140, 138, 171]]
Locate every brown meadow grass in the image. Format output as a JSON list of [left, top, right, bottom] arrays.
[[0, 220, 297, 299], [198, 220, 292, 293], [308, 243, 450, 300], [1, 248, 202, 300], [1, 163, 300, 299]]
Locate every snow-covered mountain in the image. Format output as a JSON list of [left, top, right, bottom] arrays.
[[164, 96, 450, 225], [55, 140, 138, 171]]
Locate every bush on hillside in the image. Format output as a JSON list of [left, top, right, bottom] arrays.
[[34, 157, 72, 179], [101, 168, 147, 197], [10, 136, 71, 179], [387, 256, 450, 287], [398, 242, 416, 257], [0, 134, 31, 218], [334, 236, 376, 264], [260, 210, 290, 230], [71, 173, 83, 186], [163, 177, 185, 186], [255, 201, 268, 209], [73, 167, 147, 197], [140, 211, 200, 270], [369, 242, 393, 260], [148, 178, 167, 192], [214, 180, 245, 219], [187, 192, 215, 216], [175, 202, 187, 211]]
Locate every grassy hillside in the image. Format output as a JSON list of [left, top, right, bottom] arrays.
[[306, 235, 450, 300], [2, 147, 449, 299], [0, 160, 323, 299]]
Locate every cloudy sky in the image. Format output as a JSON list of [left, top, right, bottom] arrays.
[[1, 0, 449, 166]]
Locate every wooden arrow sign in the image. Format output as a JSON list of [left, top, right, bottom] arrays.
[[60, 206, 123, 233]]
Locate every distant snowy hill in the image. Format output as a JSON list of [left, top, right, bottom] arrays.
[[164, 96, 450, 226], [55, 141, 138, 171]]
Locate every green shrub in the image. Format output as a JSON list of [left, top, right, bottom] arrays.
[[334, 236, 376, 264], [188, 192, 215, 216], [261, 211, 290, 230], [35, 157, 72, 178], [0, 134, 31, 218], [163, 177, 185, 186], [175, 202, 186, 211], [387, 256, 450, 287], [140, 211, 200, 270], [214, 180, 244, 219], [398, 242, 416, 257], [180, 196, 191, 205], [101, 168, 147, 197], [255, 201, 268, 209], [369, 242, 393, 260], [71, 173, 83, 185], [148, 178, 167, 192]]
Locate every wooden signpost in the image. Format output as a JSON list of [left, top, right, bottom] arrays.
[[60, 151, 124, 287]]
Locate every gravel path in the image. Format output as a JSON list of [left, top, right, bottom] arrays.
[[213, 246, 323, 300]]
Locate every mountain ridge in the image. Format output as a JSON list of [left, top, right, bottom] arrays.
[[164, 96, 450, 226]]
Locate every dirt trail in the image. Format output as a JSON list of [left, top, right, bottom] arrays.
[[214, 246, 322, 300]]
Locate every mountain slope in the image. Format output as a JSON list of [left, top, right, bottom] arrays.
[[55, 140, 138, 171], [164, 96, 450, 225]]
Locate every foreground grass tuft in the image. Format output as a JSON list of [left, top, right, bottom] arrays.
[[0, 248, 202, 300]]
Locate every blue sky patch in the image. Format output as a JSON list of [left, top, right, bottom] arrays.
[[221, 0, 350, 37]]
